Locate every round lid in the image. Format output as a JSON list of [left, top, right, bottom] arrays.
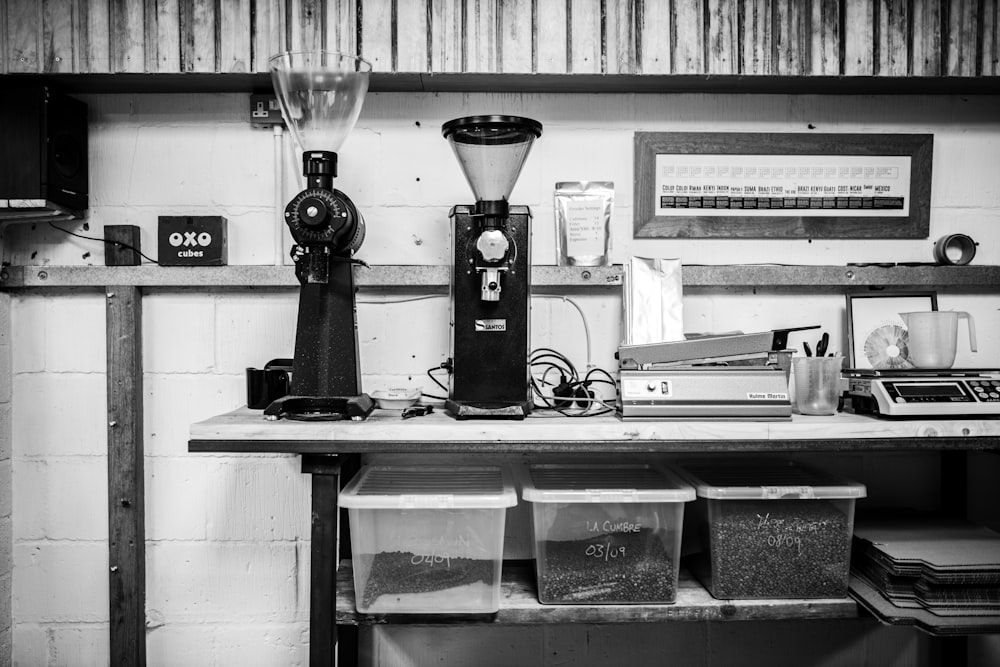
[[442, 115, 543, 144]]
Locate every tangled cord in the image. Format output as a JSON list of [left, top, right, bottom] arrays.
[[529, 347, 617, 417]]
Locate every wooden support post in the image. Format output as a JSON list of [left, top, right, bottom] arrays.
[[104, 225, 142, 266], [302, 454, 358, 667], [106, 285, 146, 667]]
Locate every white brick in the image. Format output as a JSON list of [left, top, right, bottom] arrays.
[[147, 457, 308, 541], [353, 206, 451, 265], [356, 297, 450, 376], [143, 294, 215, 373], [930, 133, 1000, 208], [146, 542, 302, 622], [13, 542, 109, 622], [0, 402, 11, 462], [49, 624, 110, 667], [14, 459, 108, 541], [537, 130, 632, 205], [0, 293, 9, 347], [44, 294, 107, 373], [145, 373, 244, 457], [213, 294, 297, 375], [93, 124, 273, 209], [214, 623, 308, 667], [146, 624, 216, 667], [221, 208, 285, 266], [529, 203, 558, 267], [204, 458, 310, 541], [343, 126, 466, 207], [11, 297, 46, 374], [145, 458, 214, 541], [0, 338, 10, 404], [12, 374, 107, 457], [11, 623, 48, 666]]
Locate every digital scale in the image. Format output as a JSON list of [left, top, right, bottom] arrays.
[[846, 368, 1000, 418]]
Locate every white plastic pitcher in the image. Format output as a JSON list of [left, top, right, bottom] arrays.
[[899, 311, 977, 369]]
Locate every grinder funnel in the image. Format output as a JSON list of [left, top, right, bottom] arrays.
[[269, 51, 371, 154], [443, 115, 542, 204]]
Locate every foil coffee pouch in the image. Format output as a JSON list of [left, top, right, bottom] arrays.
[[554, 181, 613, 266], [623, 257, 684, 345]]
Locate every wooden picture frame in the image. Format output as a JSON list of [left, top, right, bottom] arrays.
[[845, 291, 938, 370], [634, 132, 933, 239]]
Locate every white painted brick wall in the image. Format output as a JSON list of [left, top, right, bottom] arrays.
[[4, 90, 999, 666], [12, 374, 107, 458], [13, 542, 109, 623], [14, 459, 108, 541]]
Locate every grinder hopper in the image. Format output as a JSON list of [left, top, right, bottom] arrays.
[[444, 115, 542, 209]]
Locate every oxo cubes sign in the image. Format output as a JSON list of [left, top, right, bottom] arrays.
[[157, 216, 228, 266]]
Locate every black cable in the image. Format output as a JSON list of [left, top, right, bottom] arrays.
[[421, 364, 449, 400], [48, 222, 160, 265], [531, 349, 578, 378], [584, 367, 618, 385]]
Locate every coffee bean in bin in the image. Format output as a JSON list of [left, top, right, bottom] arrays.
[[705, 499, 850, 598], [362, 551, 494, 608], [537, 528, 676, 603]]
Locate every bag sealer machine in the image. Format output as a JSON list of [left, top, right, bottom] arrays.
[[616, 327, 817, 421]]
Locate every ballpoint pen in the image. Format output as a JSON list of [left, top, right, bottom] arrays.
[[803, 342, 813, 357]]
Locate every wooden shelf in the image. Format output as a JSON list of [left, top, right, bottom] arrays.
[[335, 561, 859, 626], [4, 72, 1000, 96], [3, 264, 998, 292], [189, 408, 1000, 455]]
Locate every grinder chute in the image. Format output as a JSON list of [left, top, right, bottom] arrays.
[[263, 51, 374, 421], [442, 115, 542, 419]]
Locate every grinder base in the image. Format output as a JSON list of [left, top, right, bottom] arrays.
[[445, 399, 529, 420]]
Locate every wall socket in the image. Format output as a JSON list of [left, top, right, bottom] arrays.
[[250, 94, 284, 128]]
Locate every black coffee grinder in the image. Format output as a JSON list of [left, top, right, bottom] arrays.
[[263, 51, 374, 421], [442, 115, 543, 420]]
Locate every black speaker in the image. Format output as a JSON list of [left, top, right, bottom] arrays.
[[0, 87, 88, 214]]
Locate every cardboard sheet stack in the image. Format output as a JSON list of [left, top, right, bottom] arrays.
[[850, 511, 1000, 635]]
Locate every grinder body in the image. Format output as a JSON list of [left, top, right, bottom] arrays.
[[448, 204, 533, 418]]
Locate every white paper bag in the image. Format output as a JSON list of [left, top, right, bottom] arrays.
[[623, 257, 684, 345]]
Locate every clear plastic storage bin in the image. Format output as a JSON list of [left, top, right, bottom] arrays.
[[676, 460, 867, 599], [338, 465, 517, 614], [519, 463, 695, 604]]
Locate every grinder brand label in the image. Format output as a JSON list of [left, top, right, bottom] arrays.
[[475, 319, 507, 332]]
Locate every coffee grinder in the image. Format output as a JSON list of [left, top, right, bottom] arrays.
[[263, 51, 374, 421], [442, 115, 543, 419]]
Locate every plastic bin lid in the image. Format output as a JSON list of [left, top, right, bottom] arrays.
[[674, 460, 867, 500], [338, 465, 517, 509], [519, 463, 695, 503]]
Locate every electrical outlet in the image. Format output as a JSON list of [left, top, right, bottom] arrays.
[[250, 94, 284, 127]]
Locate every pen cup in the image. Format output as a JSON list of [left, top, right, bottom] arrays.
[[792, 355, 843, 416]]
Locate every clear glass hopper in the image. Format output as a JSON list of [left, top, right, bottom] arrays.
[[269, 51, 372, 154], [442, 116, 543, 203]]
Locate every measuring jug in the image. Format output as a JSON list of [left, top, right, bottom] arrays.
[[899, 311, 977, 369]]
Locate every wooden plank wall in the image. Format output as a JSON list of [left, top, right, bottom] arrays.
[[2, 0, 998, 77]]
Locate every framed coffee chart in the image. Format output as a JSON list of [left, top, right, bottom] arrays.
[[633, 132, 933, 239]]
